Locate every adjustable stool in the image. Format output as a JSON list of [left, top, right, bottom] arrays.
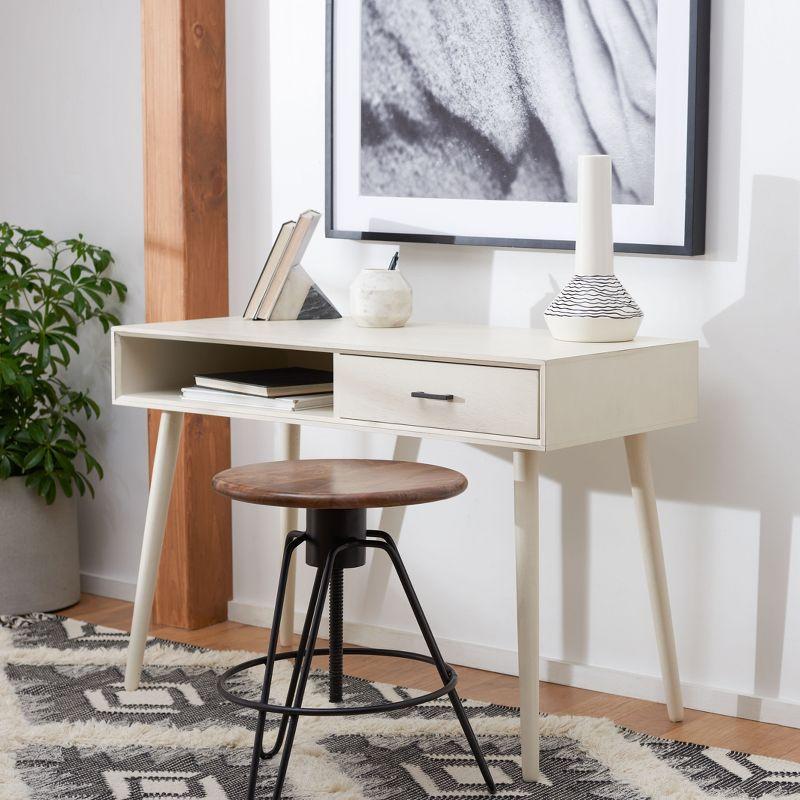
[[212, 459, 496, 800]]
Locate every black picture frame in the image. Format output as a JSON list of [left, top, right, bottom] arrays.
[[326, 0, 711, 256]]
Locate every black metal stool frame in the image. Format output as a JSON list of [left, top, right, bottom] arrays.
[[218, 525, 497, 799]]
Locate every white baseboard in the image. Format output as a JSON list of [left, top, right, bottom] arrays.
[[228, 598, 800, 730], [80, 572, 136, 602]]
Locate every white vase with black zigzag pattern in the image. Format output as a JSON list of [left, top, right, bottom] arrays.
[[544, 155, 643, 343]]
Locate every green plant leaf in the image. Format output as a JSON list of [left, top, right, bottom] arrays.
[[42, 476, 56, 504], [23, 446, 46, 470], [56, 472, 74, 497]]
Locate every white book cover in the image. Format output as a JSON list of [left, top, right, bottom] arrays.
[[181, 387, 333, 410]]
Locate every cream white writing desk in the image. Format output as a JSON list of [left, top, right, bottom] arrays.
[[112, 316, 698, 781]]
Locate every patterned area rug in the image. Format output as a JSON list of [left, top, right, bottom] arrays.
[[1, 614, 799, 799]]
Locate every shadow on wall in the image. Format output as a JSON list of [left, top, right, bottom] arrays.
[[359, 176, 798, 707], [676, 174, 800, 709], [399, 242, 495, 324], [536, 175, 800, 703]]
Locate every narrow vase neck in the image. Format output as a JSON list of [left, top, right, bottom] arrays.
[[575, 155, 614, 276]]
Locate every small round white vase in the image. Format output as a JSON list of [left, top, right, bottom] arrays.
[[350, 269, 412, 328]]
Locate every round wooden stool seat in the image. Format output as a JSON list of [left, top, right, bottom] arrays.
[[212, 459, 467, 509]]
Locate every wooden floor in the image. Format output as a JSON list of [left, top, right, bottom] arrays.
[[64, 594, 800, 762]]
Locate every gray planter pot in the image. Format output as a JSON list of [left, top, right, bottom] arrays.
[[0, 476, 80, 614]]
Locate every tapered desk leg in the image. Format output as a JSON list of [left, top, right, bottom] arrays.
[[124, 411, 183, 692], [624, 433, 684, 722], [277, 423, 301, 647], [513, 449, 540, 781], [377, 436, 421, 539]]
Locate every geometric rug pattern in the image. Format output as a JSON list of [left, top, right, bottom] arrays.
[[1, 613, 799, 799]]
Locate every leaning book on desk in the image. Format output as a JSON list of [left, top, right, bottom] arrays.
[[181, 387, 333, 410], [255, 210, 321, 320], [194, 367, 333, 397], [242, 220, 296, 319]]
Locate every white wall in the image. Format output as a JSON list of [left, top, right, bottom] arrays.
[[2, 0, 798, 726], [226, 0, 800, 723], [0, 1, 148, 598]]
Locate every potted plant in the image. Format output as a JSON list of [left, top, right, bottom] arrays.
[[0, 223, 126, 614]]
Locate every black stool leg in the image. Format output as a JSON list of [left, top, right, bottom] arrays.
[[328, 565, 344, 702], [367, 532, 497, 794], [271, 544, 345, 800], [246, 532, 306, 800], [260, 562, 325, 761]]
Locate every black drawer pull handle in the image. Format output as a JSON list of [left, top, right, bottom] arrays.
[[411, 391, 454, 401]]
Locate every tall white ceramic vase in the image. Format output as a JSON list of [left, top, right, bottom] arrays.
[[544, 155, 643, 342]]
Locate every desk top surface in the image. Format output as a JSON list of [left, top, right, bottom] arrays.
[[113, 317, 694, 367]]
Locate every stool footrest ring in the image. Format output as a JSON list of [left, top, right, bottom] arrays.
[[218, 646, 458, 716]]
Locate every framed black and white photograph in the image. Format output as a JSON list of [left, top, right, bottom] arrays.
[[326, 0, 710, 255]]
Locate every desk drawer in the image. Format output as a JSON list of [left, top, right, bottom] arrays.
[[334, 354, 539, 438]]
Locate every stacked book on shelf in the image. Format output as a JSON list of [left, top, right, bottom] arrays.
[[181, 367, 333, 411]]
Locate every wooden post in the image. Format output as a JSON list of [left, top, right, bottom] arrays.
[[142, 0, 231, 629]]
